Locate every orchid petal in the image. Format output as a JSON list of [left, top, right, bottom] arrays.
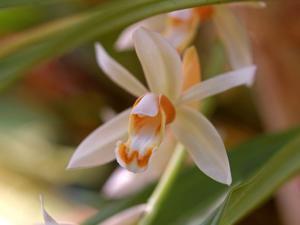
[[39, 195, 75, 225], [213, 6, 252, 69], [171, 106, 231, 185], [103, 133, 176, 198], [182, 46, 201, 91], [95, 43, 148, 97], [164, 9, 199, 53], [115, 15, 167, 51], [163, 22, 198, 54], [100, 204, 146, 225], [131, 93, 159, 117], [40, 195, 59, 225], [180, 65, 256, 104], [68, 109, 130, 169], [115, 24, 138, 51], [133, 28, 182, 101]]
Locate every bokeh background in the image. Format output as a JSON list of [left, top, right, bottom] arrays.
[[0, 0, 299, 224]]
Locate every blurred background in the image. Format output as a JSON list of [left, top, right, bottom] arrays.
[[0, 0, 299, 224]]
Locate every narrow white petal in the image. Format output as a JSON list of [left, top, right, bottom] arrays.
[[68, 109, 130, 169], [102, 133, 176, 198], [100, 204, 146, 225], [115, 15, 167, 51], [213, 6, 252, 69], [171, 106, 231, 185], [133, 28, 183, 101], [95, 43, 148, 97], [180, 65, 256, 104], [115, 24, 140, 51], [131, 93, 159, 117], [39, 195, 75, 225], [40, 195, 59, 225]]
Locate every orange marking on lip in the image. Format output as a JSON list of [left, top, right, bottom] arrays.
[[155, 123, 162, 135], [118, 144, 153, 168], [132, 114, 146, 130], [137, 148, 153, 167], [193, 6, 214, 22]]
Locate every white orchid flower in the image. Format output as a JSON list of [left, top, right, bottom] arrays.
[[102, 46, 200, 198], [38, 195, 75, 225], [115, 7, 211, 53], [116, 3, 265, 69], [68, 28, 256, 186], [112, 5, 263, 196]]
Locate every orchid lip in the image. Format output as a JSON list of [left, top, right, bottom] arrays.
[[115, 93, 175, 173]]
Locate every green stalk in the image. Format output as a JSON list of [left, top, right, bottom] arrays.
[[138, 143, 186, 225]]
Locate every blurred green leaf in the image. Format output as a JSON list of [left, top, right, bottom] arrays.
[[219, 134, 300, 225], [0, 97, 111, 186], [0, 0, 249, 90], [0, 0, 79, 8], [83, 127, 300, 225], [0, 6, 43, 34]]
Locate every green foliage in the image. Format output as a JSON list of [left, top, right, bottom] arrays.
[[0, 0, 79, 8], [0, 0, 246, 90], [0, 97, 111, 186], [84, 128, 300, 225]]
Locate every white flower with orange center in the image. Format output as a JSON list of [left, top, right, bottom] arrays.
[[116, 3, 265, 69], [68, 28, 256, 185], [116, 6, 213, 53]]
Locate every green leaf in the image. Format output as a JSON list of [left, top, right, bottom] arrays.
[[0, 7, 43, 35], [219, 134, 300, 225], [83, 128, 300, 225], [0, 0, 79, 8], [0, 97, 111, 186], [0, 0, 248, 90]]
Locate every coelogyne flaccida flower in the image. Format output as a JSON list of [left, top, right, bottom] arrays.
[[116, 3, 265, 69], [103, 4, 265, 197], [68, 28, 256, 185]]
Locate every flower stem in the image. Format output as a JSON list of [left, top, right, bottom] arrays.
[[138, 143, 186, 225]]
